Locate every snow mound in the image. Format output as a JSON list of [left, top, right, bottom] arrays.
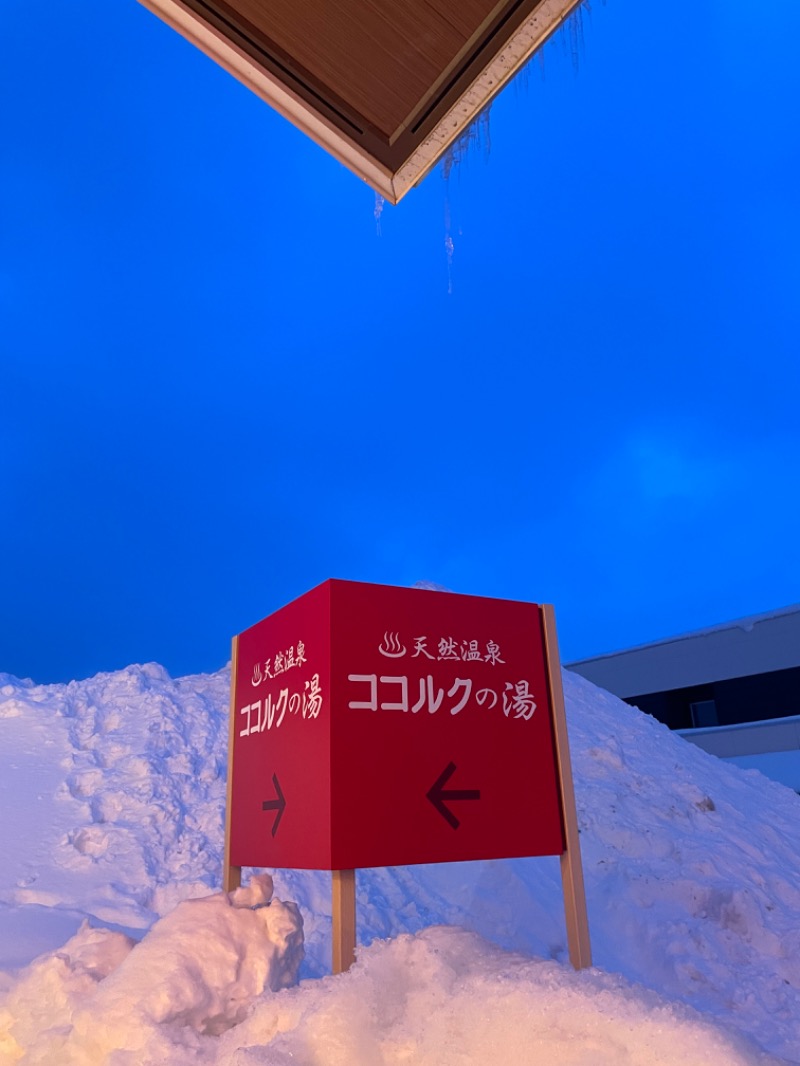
[[0, 874, 303, 1064], [0, 663, 229, 929], [224, 927, 780, 1066], [2, 927, 779, 1065], [2, 662, 800, 1060]]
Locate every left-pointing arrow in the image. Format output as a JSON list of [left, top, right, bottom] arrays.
[[426, 761, 480, 830], [262, 773, 286, 837]]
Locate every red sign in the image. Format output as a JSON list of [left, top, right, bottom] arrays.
[[229, 580, 566, 870]]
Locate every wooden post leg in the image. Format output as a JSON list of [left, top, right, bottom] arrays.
[[223, 636, 242, 895], [224, 864, 242, 893], [332, 869, 357, 974], [560, 850, 591, 970], [542, 605, 592, 970]]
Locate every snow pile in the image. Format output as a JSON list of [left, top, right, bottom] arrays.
[[1, 662, 800, 1061], [567, 674, 800, 1057], [0, 874, 303, 1064], [0, 925, 778, 1065], [0, 663, 229, 940], [224, 928, 778, 1066]]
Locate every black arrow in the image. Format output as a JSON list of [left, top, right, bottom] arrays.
[[426, 761, 480, 829], [262, 773, 286, 837]]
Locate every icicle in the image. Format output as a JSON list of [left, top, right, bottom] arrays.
[[514, 35, 546, 93], [478, 107, 492, 163], [442, 141, 457, 183], [373, 192, 385, 236], [441, 100, 492, 179], [568, 4, 585, 74], [444, 232, 455, 295], [438, 102, 493, 294], [513, 56, 529, 96], [443, 151, 455, 295]]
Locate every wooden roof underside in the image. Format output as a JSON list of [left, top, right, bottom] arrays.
[[139, 0, 584, 202]]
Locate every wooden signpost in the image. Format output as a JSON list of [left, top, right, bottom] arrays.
[[224, 579, 590, 972]]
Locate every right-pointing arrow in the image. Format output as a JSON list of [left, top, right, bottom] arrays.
[[426, 761, 480, 829], [262, 772, 286, 837]]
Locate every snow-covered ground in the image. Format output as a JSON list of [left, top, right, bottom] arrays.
[[1, 662, 798, 1063]]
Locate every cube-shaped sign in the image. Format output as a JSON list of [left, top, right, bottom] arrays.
[[229, 579, 566, 870]]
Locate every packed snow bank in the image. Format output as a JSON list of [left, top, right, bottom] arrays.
[[0, 926, 779, 1065], [0, 664, 229, 931], [0, 874, 303, 1064], [225, 928, 780, 1066], [1, 662, 800, 1060]]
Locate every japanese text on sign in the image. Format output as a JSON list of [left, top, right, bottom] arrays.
[[251, 640, 308, 686], [379, 633, 505, 664], [240, 672, 323, 737], [347, 675, 536, 720]]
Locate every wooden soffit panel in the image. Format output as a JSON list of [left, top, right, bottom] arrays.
[[140, 0, 584, 203]]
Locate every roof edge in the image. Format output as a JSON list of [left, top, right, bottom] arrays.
[[139, 0, 583, 204], [566, 604, 800, 671], [138, 0, 401, 201], [392, 0, 585, 200]]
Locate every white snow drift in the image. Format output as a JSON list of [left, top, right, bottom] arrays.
[[0, 662, 798, 1063]]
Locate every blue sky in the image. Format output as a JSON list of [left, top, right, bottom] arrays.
[[3, 0, 799, 683]]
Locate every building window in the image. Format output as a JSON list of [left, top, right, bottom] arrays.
[[690, 699, 718, 728]]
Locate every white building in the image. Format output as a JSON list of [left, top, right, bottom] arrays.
[[567, 606, 800, 790]]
